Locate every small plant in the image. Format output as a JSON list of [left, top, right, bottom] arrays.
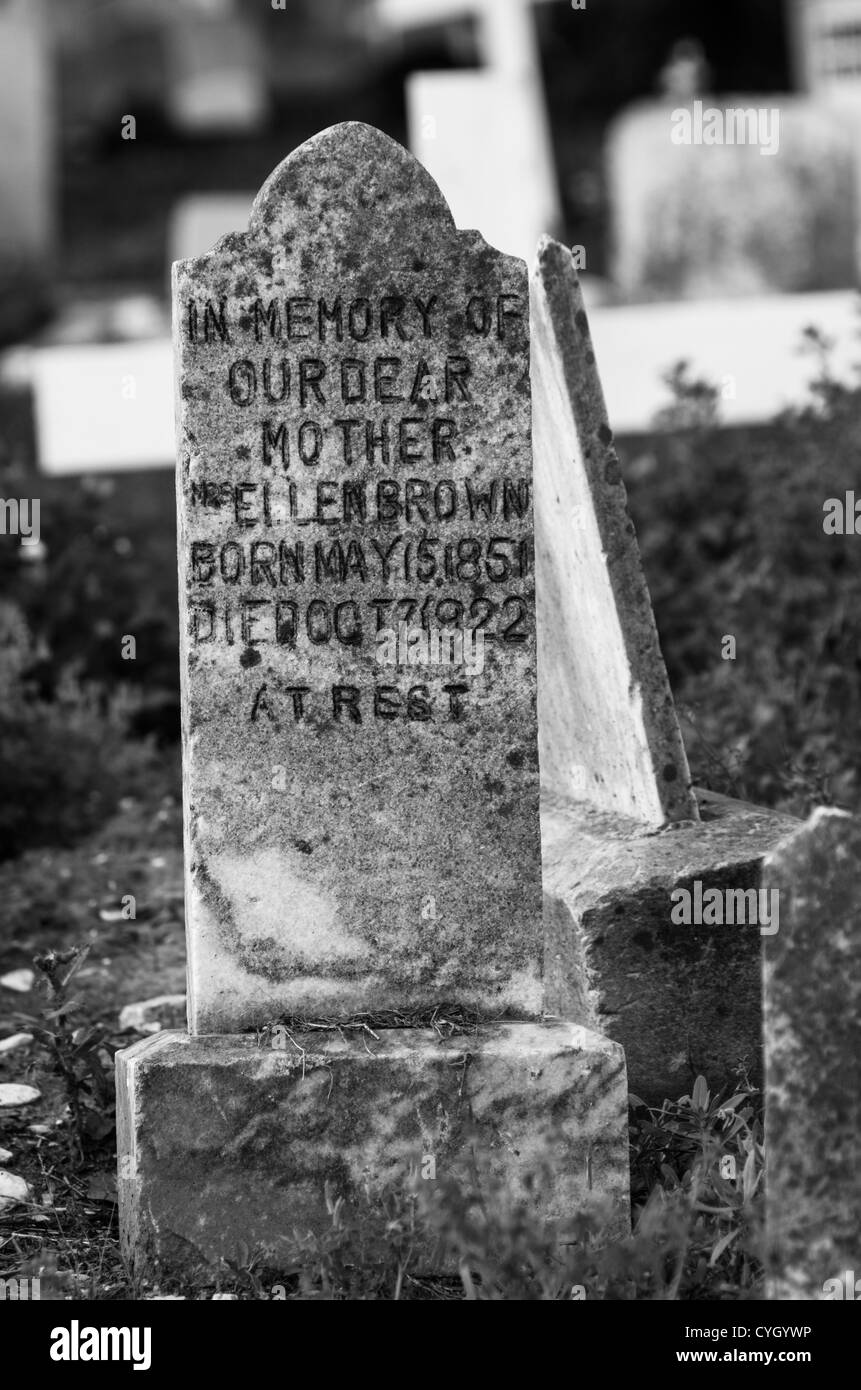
[[14, 945, 118, 1165], [280, 1180, 424, 1301], [0, 600, 162, 861], [629, 1071, 765, 1298]]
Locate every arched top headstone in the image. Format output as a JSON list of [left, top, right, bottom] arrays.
[[175, 122, 521, 290], [173, 123, 541, 1034]]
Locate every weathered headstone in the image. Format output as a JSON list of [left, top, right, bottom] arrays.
[[533, 239, 799, 1100], [116, 123, 629, 1278], [175, 123, 543, 1030], [763, 808, 861, 1300], [0, 0, 54, 341]]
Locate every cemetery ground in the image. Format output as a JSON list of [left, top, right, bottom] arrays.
[[1, 346, 859, 1300]]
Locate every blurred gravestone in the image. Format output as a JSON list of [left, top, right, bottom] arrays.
[[789, 0, 861, 103], [168, 193, 254, 268], [788, 0, 861, 274], [607, 98, 856, 300], [763, 809, 861, 1300], [165, 1, 269, 135], [115, 122, 629, 1279], [0, 0, 54, 342], [408, 72, 559, 265], [377, 0, 561, 262]]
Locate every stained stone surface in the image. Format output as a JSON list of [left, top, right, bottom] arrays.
[[763, 809, 861, 1300], [542, 787, 798, 1101], [117, 1022, 629, 1279], [531, 237, 697, 827], [174, 123, 542, 1033]]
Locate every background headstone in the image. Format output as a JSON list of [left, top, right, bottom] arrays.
[[606, 98, 857, 300], [789, 0, 861, 103], [0, 0, 54, 342], [175, 121, 543, 1032], [165, 3, 269, 136], [168, 193, 254, 269], [377, 0, 561, 262], [407, 71, 560, 265], [31, 341, 174, 475], [787, 0, 861, 273], [764, 808, 861, 1300]]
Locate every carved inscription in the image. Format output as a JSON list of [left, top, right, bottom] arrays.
[[184, 290, 534, 728]]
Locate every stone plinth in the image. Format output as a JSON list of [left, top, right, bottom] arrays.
[[118, 1022, 629, 1280], [543, 788, 798, 1101]]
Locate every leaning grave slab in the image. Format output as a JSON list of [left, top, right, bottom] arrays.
[[115, 123, 629, 1279], [531, 236, 798, 1102]]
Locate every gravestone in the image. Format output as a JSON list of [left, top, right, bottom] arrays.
[[606, 98, 856, 300], [789, 0, 861, 103], [32, 341, 174, 475], [533, 238, 799, 1100], [0, 0, 55, 341], [763, 808, 861, 1300], [379, 0, 561, 263], [168, 193, 254, 269], [789, 0, 861, 275], [407, 72, 560, 265], [116, 123, 629, 1278], [176, 124, 543, 1031], [531, 236, 696, 826], [165, 5, 269, 136]]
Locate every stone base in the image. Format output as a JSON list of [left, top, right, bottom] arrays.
[[542, 788, 798, 1102], [116, 1022, 630, 1281]]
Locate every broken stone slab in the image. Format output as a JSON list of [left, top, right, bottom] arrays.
[[116, 1022, 629, 1281], [763, 809, 861, 1301], [542, 787, 798, 1102], [531, 236, 697, 828]]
